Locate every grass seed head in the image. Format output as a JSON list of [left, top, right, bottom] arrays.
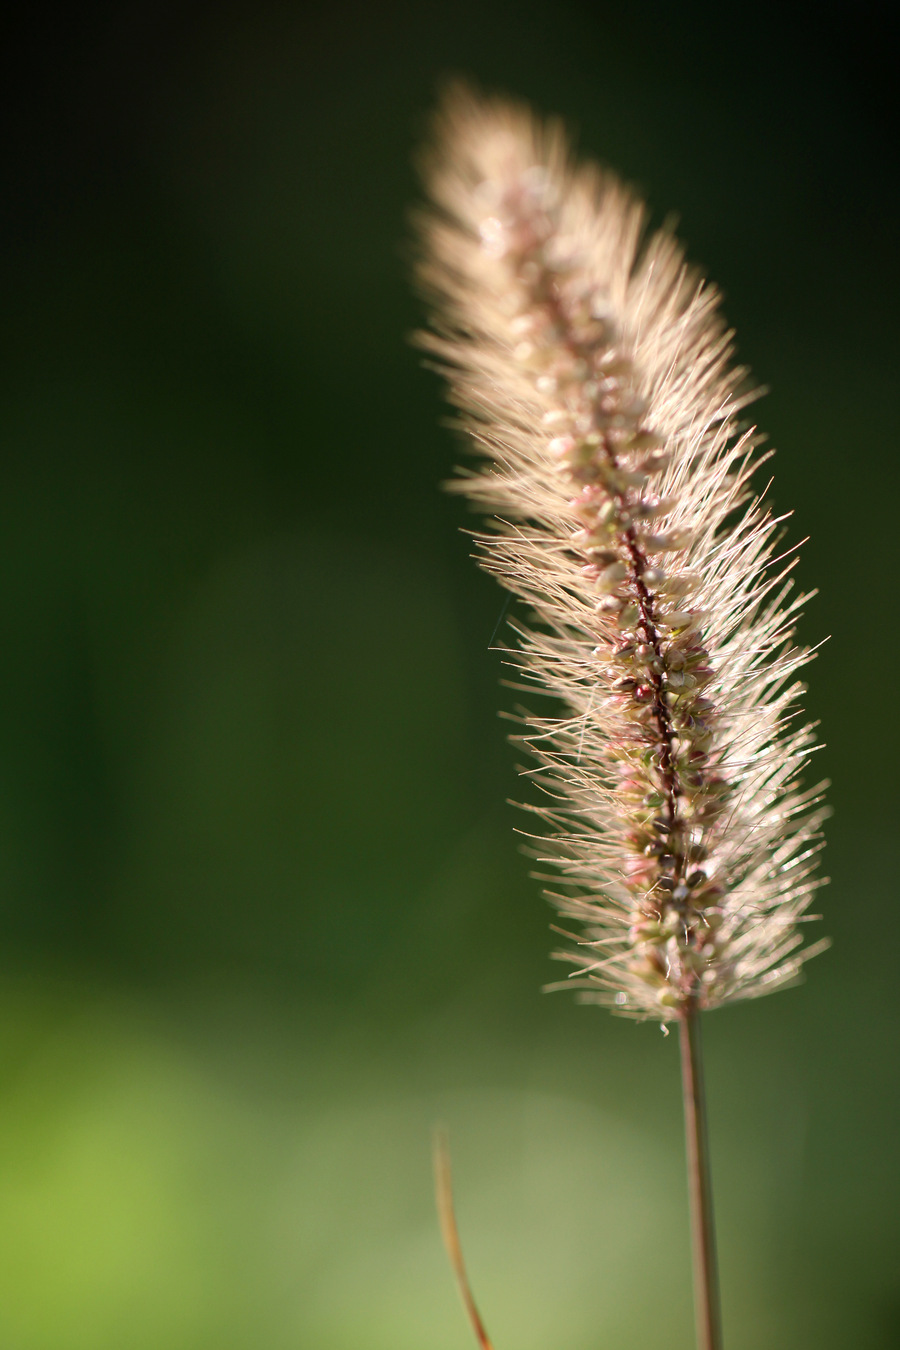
[[415, 85, 829, 1021]]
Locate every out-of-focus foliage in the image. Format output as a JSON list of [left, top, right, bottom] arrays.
[[0, 4, 897, 1347]]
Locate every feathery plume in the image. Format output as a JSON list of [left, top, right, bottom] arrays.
[[416, 86, 828, 1023]]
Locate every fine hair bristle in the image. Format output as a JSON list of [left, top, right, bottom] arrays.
[[415, 84, 829, 1021]]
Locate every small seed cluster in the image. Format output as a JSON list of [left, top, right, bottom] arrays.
[[417, 90, 828, 1019]]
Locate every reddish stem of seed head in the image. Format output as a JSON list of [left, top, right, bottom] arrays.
[[540, 285, 685, 836], [611, 459, 682, 854], [541, 271, 703, 1001]]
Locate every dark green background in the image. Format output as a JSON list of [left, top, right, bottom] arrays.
[[0, 4, 897, 1347]]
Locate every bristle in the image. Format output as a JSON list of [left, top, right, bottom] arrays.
[[416, 85, 828, 1021]]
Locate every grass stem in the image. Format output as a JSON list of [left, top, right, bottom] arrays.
[[679, 1007, 723, 1350]]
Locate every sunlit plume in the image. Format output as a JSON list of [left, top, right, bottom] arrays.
[[416, 86, 828, 1020]]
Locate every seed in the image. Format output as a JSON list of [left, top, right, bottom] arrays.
[[642, 566, 666, 586], [598, 561, 628, 589], [630, 430, 665, 453], [643, 529, 693, 553], [660, 609, 695, 630], [599, 354, 634, 378]]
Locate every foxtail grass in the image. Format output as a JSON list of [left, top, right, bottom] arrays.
[[415, 84, 829, 1350]]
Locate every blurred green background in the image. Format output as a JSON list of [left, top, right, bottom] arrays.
[[0, 3, 897, 1347]]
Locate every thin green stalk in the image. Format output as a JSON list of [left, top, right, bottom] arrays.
[[679, 1007, 723, 1350]]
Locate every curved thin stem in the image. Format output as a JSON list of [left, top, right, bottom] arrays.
[[679, 1007, 723, 1350], [433, 1128, 495, 1350]]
